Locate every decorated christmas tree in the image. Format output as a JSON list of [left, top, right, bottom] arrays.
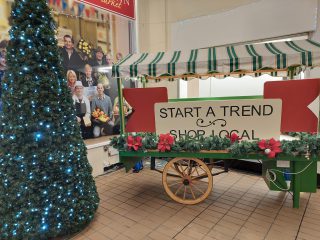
[[0, 0, 99, 239]]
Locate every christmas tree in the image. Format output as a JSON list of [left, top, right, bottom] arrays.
[[0, 0, 99, 239]]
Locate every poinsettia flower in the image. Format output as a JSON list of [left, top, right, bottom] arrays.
[[157, 133, 175, 152], [226, 133, 242, 143], [127, 135, 142, 151], [258, 138, 282, 158]]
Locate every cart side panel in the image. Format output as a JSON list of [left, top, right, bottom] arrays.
[[120, 156, 143, 172], [262, 160, 317, 193]]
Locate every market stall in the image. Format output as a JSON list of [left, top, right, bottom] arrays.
[[110, 39, 320, 208]]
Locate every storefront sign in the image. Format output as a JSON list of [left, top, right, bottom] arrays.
[[77, 0, 135, 20], [155, 99, 282, 140]]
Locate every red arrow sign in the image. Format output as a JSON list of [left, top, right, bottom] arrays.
[[264, 79, 320, 133]]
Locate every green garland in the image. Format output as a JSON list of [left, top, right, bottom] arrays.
[[110, 133, 320, 158]]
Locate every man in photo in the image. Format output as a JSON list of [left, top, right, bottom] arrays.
[[81, 64, 98, 87], [60, 34, 84, 71], [91, 83, 114, 137], [105, 53, 113, 66], [80, 64, 98, 101]]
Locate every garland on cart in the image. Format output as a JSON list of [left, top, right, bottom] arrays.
[[110, 133, 320, 159]]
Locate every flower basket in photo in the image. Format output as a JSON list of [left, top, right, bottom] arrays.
[[92, 108, 110, 123]]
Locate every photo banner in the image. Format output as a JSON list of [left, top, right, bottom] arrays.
[[76, 0, 135, 20]]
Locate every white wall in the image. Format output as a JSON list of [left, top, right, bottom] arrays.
[[137, 0, 259, 52], [114, 15, 130, 56], [137, 0, 167, 52], [172, 0, 317, 50], [199, 75, 282, 98], [146, 80, 179, 99], [181, 75, 281, 98]]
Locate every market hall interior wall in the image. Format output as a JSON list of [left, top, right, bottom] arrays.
[[136, 0, 318, 53], [136, 0, 259, 53], [171, 0, 317, 50]]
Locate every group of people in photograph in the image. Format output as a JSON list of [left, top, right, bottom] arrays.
[[61, 34, 130, 139], [71, 79, 116, 139], [0, 34, 128, 138], [60, 34, 122, 72]]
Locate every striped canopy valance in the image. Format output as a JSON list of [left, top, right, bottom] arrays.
[[112, 39, 320, 79]]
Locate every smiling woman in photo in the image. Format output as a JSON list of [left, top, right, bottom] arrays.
[[66, 70, 77, 94]]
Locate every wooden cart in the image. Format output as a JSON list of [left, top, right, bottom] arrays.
[[112, 39, 320, 208]]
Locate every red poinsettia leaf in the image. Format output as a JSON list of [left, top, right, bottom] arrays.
[[268, 151, 276, 158], [273, 147, 282, 153], [158, 144, 166, 152], [159, 134, 165, 141], [258, 139, 267, 150], [133, 145, 139, 151], [269, 138, 282, 154], [168, 135, 175, 144], [271, 138, 281, 147], [269, 138, 276, 145], [127, 135, 133, 143], [274, 141, 281, 148], [157, 133, 174, 152], [127, 136, 134, 149], [227, 133, 242, 143], [157, 143, 163, 150], [231, 133, 238, 139]]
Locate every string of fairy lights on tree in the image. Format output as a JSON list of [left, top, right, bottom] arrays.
[[0, 0, 99, 239]]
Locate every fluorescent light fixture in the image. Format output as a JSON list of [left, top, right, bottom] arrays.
[[97, 66, 112, 73]]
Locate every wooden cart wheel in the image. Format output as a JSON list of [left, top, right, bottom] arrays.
[[162, 157, 213, 205]]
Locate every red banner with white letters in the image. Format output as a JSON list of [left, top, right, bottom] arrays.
[[76, 0, 135, 20]]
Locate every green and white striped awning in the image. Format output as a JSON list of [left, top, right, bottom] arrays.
[[112, 39, 320, 79]]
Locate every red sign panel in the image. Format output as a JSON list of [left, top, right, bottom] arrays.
[[77, 0, 135, 20], [264, 79, 320, 133], [123, 87, 168, 133]]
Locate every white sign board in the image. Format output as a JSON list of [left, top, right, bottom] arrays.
[[155, 99, 282, 140]]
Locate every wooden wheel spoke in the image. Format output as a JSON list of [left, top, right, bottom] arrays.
[[192, 183, 205, 194], [187, 160, 192, 175], [175, 184, 184, 195], [178, 162, 187, 175], [168, 181, 181, 187], [171, 164, 183, 177], [189, 186, 196, 200], [190, 163, 199, 176], [183, 186, 187, 200], [192, 173, 210, 181], [195, 165, 201, 177], [199, 165, 207, 173]]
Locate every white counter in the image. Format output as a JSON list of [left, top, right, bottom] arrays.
[[84, 136, 119, 177]]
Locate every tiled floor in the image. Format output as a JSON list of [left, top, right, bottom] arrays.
[[71, 163, 320, 240]]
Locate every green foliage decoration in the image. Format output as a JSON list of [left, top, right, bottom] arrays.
[[110, 132, 320, 158]]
